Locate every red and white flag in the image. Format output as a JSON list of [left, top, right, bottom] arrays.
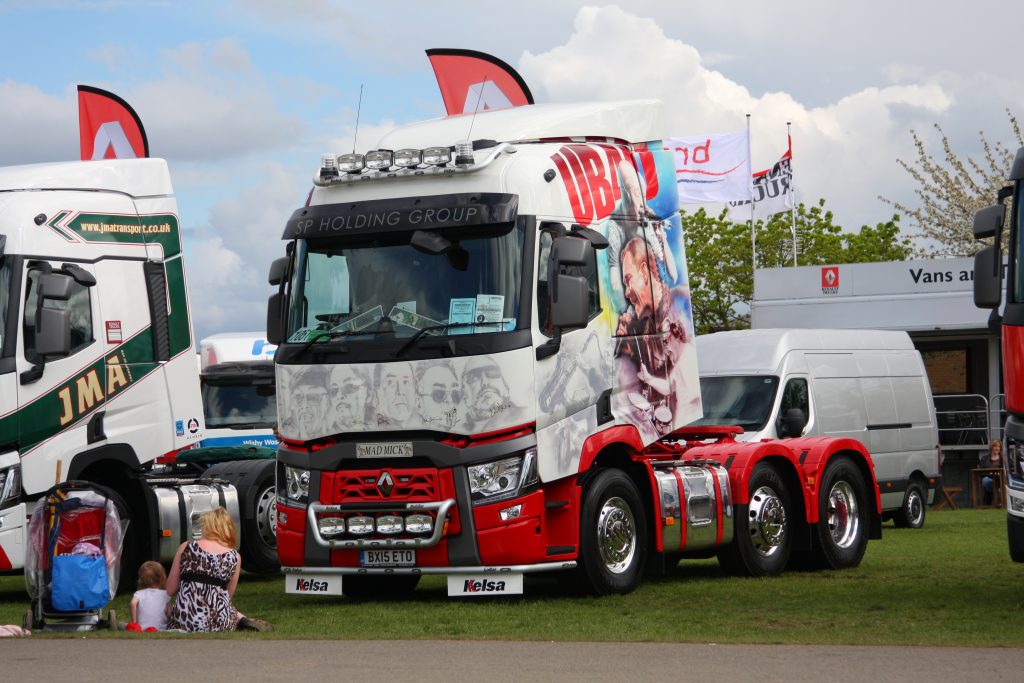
[[425, 49, 533, 116], [727, 143, 794, 221], [665, 131, 752, 204], [77, 85, 149, 160]]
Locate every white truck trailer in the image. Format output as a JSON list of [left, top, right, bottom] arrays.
[[266, 100, 884, 598], [0, 158, 268, 576]]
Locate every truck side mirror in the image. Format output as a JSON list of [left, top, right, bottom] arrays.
[[548, 236, 590, 330], [973, 203, 1005, 239], [974, 245, 1003, 309], [267, 293, 284, 345], [550, 275, 588, 329], [778, 407, 807, 438], [34, 272, 74, 357], [268, 257, 289, 286]]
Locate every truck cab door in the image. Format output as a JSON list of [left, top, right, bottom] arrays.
[[15, 259, 102, 494]]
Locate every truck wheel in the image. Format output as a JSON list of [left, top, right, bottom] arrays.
[[342, 574, 421, 599], [893, 481, 926, 529], [576, 468, 647, 595], [813, 458, 869, 569], [201, 459, 279, 574], [718, 462, 792, 577]]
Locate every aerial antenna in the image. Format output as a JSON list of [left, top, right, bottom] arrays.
[[456, 74, 488, 165], [465, 74, 487, 141], [352, 83, 364, 154]]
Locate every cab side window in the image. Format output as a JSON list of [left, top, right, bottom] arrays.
[[537, 229, 601, 338], [777, 378, 809, 434], [23, 267, 94, 363]]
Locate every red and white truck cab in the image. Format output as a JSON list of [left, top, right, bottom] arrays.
[[267, 100, 882, 597]]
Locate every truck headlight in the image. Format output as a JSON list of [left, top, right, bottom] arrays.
[[284, 465, 310, 504], [0, 464, 20, 510], [467, 449, 538, 505]]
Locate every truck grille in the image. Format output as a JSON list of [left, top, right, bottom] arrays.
[[328, 468, 439, 503]]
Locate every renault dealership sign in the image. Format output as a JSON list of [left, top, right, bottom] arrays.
[[753, 257, 992, 331]]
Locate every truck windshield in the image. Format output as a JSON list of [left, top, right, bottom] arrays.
[[286, 223, 524, 343], [690, 376, 780, 432], [202, 381, 277, 429]]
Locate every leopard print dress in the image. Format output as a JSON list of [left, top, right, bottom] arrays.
[[168, 541, 239, 632]]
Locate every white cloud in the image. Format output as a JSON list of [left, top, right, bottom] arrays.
[[519, 5, 958, 228], [183, 163, 305, 339]]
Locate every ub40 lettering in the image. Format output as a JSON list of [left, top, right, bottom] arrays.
[[295, 578, 329, 592], [551, 144, 659, 227], [463, 578, 506, 593]]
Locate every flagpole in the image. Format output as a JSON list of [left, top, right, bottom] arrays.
[[747, 114, 755, 270], [788, 122, 797, 266]]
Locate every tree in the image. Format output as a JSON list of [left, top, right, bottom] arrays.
[[880, 111, 1023, 257], [683, 200, 911, 335]]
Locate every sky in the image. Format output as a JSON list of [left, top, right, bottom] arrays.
[[2, 0, 1024, 340]]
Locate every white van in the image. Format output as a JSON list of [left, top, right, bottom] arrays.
[[694, 329, 941, 528]]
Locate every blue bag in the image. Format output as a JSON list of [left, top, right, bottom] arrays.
[[51, 554, 110, 612]]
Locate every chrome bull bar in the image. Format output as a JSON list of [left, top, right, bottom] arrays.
[[306, 498, 457, 549]]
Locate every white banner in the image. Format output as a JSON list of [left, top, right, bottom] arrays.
[[727, 154, 794, 222], [666, 131, 751, 204]]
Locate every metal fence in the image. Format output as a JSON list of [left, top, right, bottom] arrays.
[[934, 393, 992, 451]]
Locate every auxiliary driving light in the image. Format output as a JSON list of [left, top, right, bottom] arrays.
[[347, 515, 374, 535], [422, 146, 451, 166], [394, 148, 422, 167], [404, 514, 433, 534], [318, 517, 345, 536], [376, 515, 403, 534], [320, 153, 339, 178], [338, 153, 365, 173], [454, 140, 474, 165], [365, 150, 394, 170]]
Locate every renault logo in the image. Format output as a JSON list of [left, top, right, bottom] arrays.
[[376, 471, 395, 497]]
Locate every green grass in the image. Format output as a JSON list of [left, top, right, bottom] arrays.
[[3, 508, 1021, 644]]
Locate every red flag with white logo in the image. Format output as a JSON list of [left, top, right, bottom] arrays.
[[425, 49, 534, 116], [77, 85, 149, 160]]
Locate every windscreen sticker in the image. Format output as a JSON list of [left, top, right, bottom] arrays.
[[449, 298, 476, 324], [474, 294, 504, 324], [388, 306, 442, 331]]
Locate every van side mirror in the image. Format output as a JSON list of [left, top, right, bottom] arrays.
[[267, 293, 284, 345], [778, 408, 807, 438], [974, 245, 1003, 309], [268, 257, 289, 286]]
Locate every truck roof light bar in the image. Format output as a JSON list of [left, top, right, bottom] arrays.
[[313, 142, 516, 187]]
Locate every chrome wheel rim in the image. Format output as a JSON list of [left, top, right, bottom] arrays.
[[748, 485, 787, 557], [255, 485, 278, 549], [907, 489, 924, 526], [597, 496, 637, 574], [827, 481, 859, 548]]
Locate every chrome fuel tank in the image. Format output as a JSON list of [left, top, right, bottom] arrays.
[[654, 462, 733, 554]]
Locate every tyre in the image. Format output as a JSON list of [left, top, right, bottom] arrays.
[[812, 458, 869, 569], [893, 481, 926, 529], [342, 574, 421, 599], [201, 459, 279, 574], [718, 462, 793, 577], [576, 468, 647, 595]]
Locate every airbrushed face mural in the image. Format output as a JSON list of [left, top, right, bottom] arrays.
[[547, 142, 702, 444], [276, 349, 536, 442]]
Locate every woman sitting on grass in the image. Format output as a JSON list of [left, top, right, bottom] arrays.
[[165, 507, 270, 632]]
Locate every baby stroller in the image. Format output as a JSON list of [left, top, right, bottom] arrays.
[[23, 481, 128, 632]]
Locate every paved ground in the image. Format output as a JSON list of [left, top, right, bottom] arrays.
[[1, 639, 1023, 681]]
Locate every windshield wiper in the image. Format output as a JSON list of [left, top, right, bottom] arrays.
[[224, 422, 273, 430], [394, 322, 486, 357], [294, 316, 399, 356]]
